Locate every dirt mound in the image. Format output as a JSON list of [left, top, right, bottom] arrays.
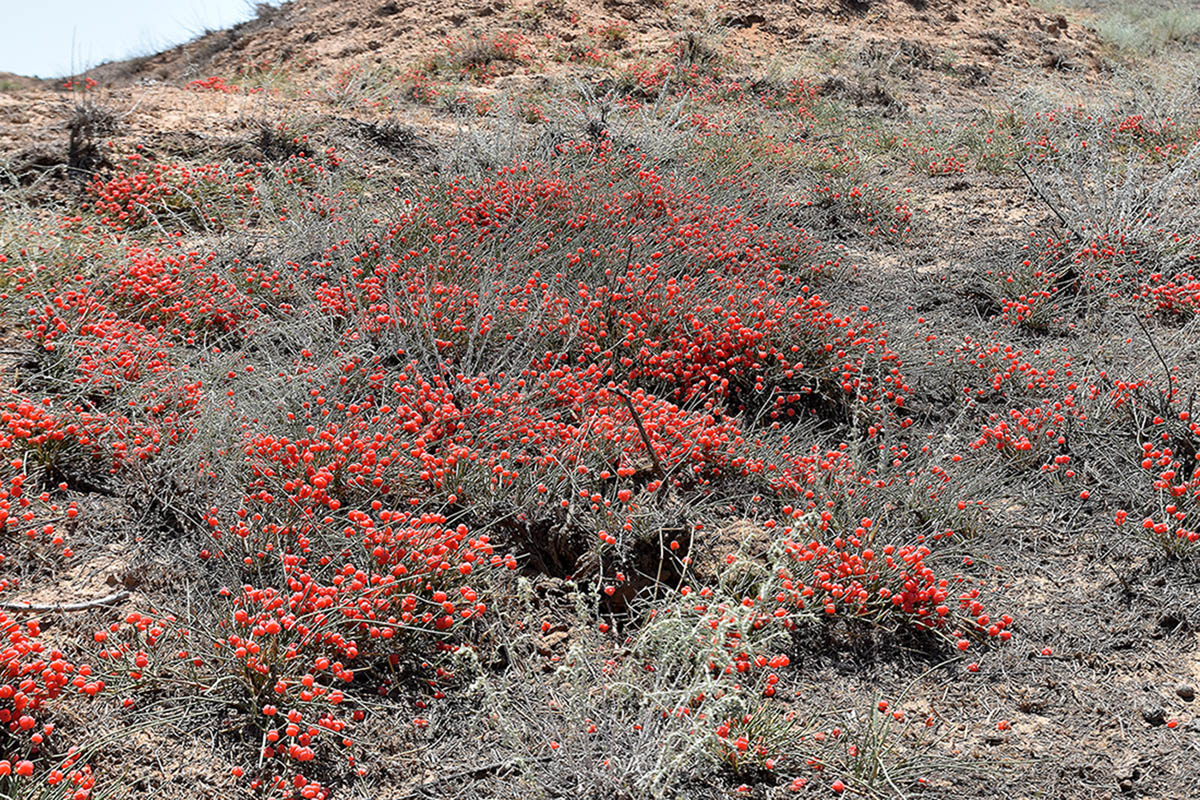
[[0, 71, 47, 90], [76, 0, 1098, 91], [727, 0, 1095, 71]]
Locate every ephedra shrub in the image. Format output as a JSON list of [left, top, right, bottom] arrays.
[[1, 129, 1013, 796]]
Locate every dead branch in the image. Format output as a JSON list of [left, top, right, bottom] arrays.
[[0, 589, 130, 613]]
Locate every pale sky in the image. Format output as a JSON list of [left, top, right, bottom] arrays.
[[0, 0, 286, 78]]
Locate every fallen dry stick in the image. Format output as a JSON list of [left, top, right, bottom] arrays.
[[0, 590, 130, 613]]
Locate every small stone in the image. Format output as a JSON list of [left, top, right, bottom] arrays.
[[1175, 683, 1195, 701], [1141, 704, 1166, 726]]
